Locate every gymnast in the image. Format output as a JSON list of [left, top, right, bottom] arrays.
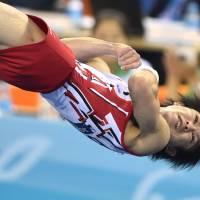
[[0, 2, 200, 169]]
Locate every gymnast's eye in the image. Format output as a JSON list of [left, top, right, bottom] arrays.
[[194, 115, 198, 124]]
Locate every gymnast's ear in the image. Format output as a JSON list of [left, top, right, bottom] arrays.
[[165, 146, 177, 157]]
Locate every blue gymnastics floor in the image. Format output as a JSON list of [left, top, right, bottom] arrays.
[[0, 115, 200, 200]]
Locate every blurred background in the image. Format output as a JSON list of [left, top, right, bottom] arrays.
[[1, 0, 200, 199]]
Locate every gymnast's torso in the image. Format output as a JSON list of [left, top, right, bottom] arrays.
[[42, 61, 134, 154]]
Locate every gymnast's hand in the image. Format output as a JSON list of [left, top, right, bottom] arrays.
[[115, 43, 141, 70]]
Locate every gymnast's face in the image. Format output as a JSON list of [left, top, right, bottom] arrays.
[[160, 105, 200, 152]]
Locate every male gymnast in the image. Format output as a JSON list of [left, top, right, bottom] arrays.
[[0, 2, 200, 169]]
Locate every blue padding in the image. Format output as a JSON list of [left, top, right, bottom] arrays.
[[0, 116, 200, 200]]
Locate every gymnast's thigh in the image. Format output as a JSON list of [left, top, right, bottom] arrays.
[[0, 2, 45, 48]]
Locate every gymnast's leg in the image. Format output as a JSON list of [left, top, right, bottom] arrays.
[[0, 2, 45, 48]]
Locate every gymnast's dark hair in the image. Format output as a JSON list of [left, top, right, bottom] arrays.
[[151, 95, 200, 169]]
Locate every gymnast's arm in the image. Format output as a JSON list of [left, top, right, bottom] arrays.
[[60, 37, 141, 70], [126, 70, 170, 155]]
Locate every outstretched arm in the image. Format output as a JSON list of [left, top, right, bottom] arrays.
[[126, 68, 170, 155], [0, 2, 140, 70], [61, 37, 141, 70]]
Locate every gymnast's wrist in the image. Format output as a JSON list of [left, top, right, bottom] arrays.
[[105, 42, 118, 58]]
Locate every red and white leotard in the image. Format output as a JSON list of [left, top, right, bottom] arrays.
[[42, 61, 134, 154]]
